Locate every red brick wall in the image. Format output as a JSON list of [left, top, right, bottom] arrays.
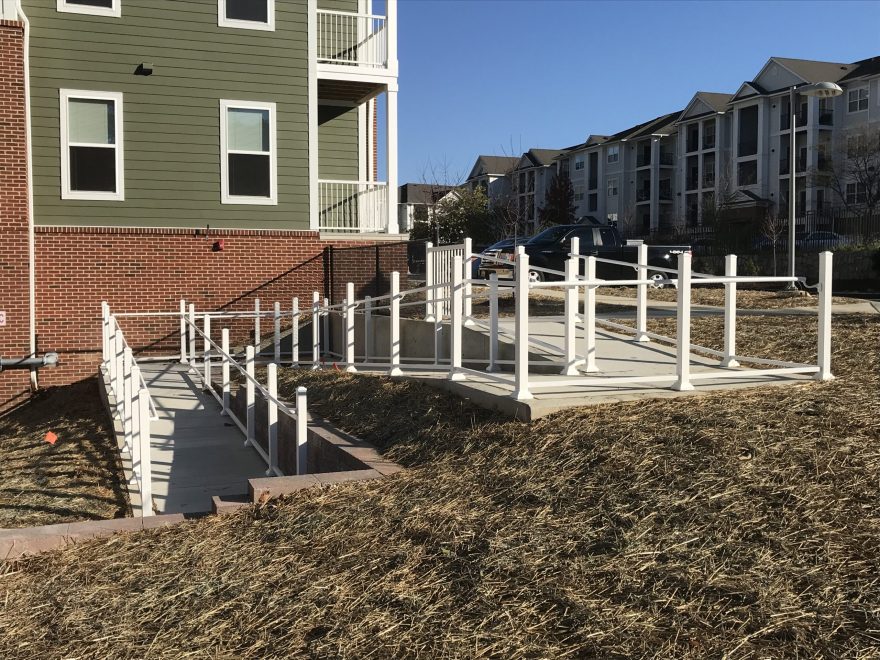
[[0, 21, 32, 412], [31, 227, 410, 391]]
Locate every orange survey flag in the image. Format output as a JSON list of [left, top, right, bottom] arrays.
[[44, 431, 58, 445]]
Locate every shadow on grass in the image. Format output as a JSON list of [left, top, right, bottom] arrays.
[[0, 377, 130, 529]]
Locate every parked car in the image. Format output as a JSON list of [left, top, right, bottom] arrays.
[[490, 224, 690, 286], [800, 231, 852, 249], [474, 236, 531, 279]]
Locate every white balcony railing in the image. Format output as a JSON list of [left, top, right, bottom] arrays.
[[319, 180, 388, 233], [317, 10, 388, 69]]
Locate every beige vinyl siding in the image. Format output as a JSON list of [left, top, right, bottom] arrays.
[[317, 0, 359, 11], [24, 0, 310, 230], [318, 104, 359, 180]]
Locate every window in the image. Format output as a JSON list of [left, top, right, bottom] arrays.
[[60, 89, 124, 201], [737, 160, 757, 187], [607, 177, 618, 197], [606, 212, 618, 225], [219, 0, 275, 31], [57, 0, 120, 17], [574, 155, 585, 171], [597, 227, 616, 246], [220, 100, 277, 205], [567, 227, 595, 249], [574, 185, 584, 202], [606, 145, 619, 164], [846, 182, 867, 205], [848, 87, 869, 113]]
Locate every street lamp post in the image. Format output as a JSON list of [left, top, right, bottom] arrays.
[[786, 81, 843, 290]]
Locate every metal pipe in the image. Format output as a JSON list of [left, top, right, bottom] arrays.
[[0, 352, 59, 370]]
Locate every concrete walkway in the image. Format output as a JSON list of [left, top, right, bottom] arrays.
[[139, 363, 267, 515]]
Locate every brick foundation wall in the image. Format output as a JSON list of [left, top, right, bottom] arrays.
[[0, 21, 32, 412], [29, 227, 410, 392]]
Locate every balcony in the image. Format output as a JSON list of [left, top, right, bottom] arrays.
[[319, 180, 389, 233], [659, 151, 675, 166], [637, 189, 651, 202], [780, 158, 790, 176], [636, 152, 652, 168], [819, 111, 833, 126], [702, 173, 715, 188], [702, 135, 715, 150], [686, 175, 699, 191], [318, 10, 389, 69]]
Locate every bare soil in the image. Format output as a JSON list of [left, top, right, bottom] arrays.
[[597, 286, 861, 309]]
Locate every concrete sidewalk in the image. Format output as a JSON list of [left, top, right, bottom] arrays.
[[140, 363, 268, 514]]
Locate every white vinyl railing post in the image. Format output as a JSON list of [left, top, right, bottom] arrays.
[[101, 301, 110, 368], [462, 238, 474, 325], [137, 386, 153, 517], [291, 297, 300, 367], [636, 243, 649, 342], [296, 386, 308, 475], [221, 329, 231, 415], [274, 302, 281, 365], [345, 282, 357, 373], [245, 345, 255, 447], [389, 271, 403, 376], [364, 295, 373, 363], [322, 297, 330, 357], [721, 254, 740, 368], [113, 326, 124, 418], [179, 299, 187, 363], [266, 363, 278, 477], [122, 347, 133, 452], [424, 242, 435, 322], [672, 251, 695, 391], [512, 248, 532, 400], [254, 298, 261, 348], [582, 256, 598, 373], [562, 236, 579, 376], [311, 291, 321, 370], [188, 304, 196, 363], [487, 273, 499, 372], [108, 316, 118, 396], [449, 256, 465, 381], [817, 251, 834, 381], [203, 314, 211, 389], [129, 363, 142, 486]]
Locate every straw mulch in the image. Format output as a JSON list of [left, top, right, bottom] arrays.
[[0, 378, 129, 529], [0, 316, 878, 658], [597, 286, 861, 309]]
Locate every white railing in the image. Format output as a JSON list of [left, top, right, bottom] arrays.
[[317, 10, 388, 69], [181, 310, 309, 477], [425, 240, 473, 322], [311, 240, 834, 401], [101, 302, 157, 518], [319, 180, 388, 233]]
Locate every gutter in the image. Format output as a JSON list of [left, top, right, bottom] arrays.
[[15, 0, 37, 390]]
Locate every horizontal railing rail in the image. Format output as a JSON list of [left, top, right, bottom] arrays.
[[319, 180, 388, 233], [316, 9, 388, 69]]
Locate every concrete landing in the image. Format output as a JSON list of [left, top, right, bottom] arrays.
[[405, 320, 816, 421], [139, 363, 268, 514]]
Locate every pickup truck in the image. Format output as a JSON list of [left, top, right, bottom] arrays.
[[483, 224, 690, 286]]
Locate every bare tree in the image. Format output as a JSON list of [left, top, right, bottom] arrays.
[[699, 163, 739, 227], [811, 126, 880, 218], [760, 206, 786, 275]]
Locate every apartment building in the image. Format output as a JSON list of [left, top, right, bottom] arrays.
[[510, 55, 879, 237], [0, 0, 400, 408], [397, 182, 454, 232], [465, 155, 518, 203]]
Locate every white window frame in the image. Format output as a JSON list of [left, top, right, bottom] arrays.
[[218, 0, 275, 31], [607, 177, 618, 197], [60, 89, 124, 202], [57, 0, 121, 17], [574, 155, 585, 171], [220, 99, 278, 206], [607, 145, 619, 164], [847, 86, 869, 113]]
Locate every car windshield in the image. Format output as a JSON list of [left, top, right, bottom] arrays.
[[527, 226, 570, 245], [486, 239, 514, 251]]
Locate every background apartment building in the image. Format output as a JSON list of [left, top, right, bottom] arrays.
[[469, 55, 879, 239]]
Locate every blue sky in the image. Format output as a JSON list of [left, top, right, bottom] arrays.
[[392, 0, 880, 184]]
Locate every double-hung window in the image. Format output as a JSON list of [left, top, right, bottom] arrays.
[[60, 89, 124, 201], [607, 177, 618, 197], [57, 0, 121, 17], [219, 0, 275, 31], [574, 156, 585, 171], [220, 100, 277, 205], [847, 87, 869, 113], [606, 145, 619, 164]]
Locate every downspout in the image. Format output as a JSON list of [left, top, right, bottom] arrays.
[[15, 0, 37, 390]]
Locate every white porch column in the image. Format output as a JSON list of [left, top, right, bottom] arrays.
[[385, 86, 399, 234]]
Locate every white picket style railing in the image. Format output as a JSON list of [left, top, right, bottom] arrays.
[[317, 9, 388, 69], [319, 180, 389, 233]]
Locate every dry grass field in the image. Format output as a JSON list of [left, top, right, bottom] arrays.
[[0, 315, 877, 658]]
